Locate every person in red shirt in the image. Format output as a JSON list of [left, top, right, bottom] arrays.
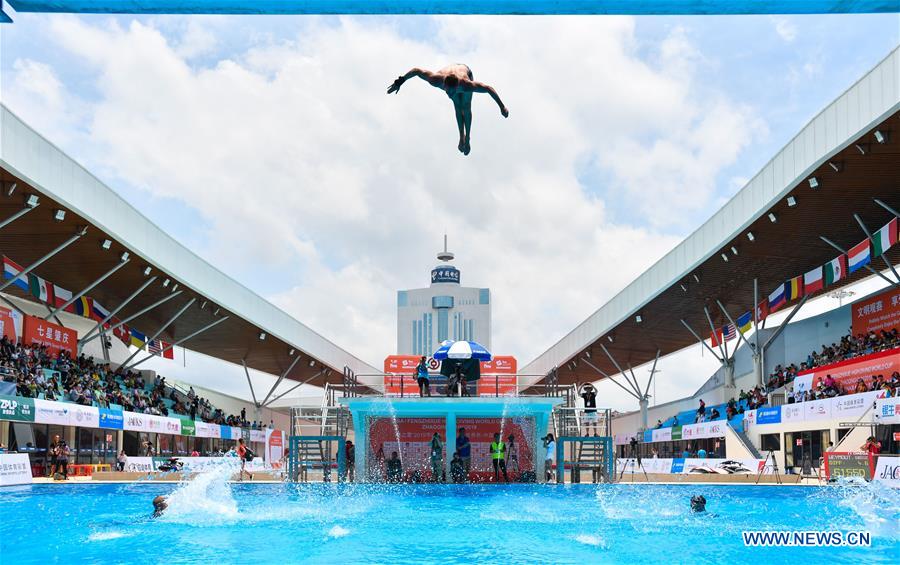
[[236, 438, 253, 482], [860, 436, 882, 455]]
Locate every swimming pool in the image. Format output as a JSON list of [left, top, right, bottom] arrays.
[[1, 476, 897, 563]]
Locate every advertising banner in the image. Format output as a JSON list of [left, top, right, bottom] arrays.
[[67, 404, 100, 428], [824, 452, 874, 480], [265, 429, 284, 464], [651, 427, 672, 442], [671, 426, 682, 441], [0, 395, 35, 422], [804, 399, 832, 421], [179, 418, 196, 436], [99, 407, 124, 430], [0, 453, 33, 486], [756, 407, 782, 425], [792, 374, 814, 395], [874, 397, 900, 424], [34, 398, 71, 425], [796, 348, 900, 392], [873, 456, 900, 488], [781, 403, 804, 423], [22, 315, 77, 357], [382, 355, 518, 396], [0, 306, 17, 341], [195, 421, 221, 438], [123, 411, 148, 432], [831, 390, 884, 420], [250, 430, 266, 443], [851, 287, 900, 336]]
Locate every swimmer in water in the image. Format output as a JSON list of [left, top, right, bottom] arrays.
[[151, 495, 168, 518], [387, 64, 509, 155], [690, 495, 707, 513]]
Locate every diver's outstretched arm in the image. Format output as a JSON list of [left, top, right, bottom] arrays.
[[468, 81, 509, 117], [387, 68, 442, 94]]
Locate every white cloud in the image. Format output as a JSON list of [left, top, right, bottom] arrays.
[[2, 15, 764, 393], [770, 16, 798, 43]]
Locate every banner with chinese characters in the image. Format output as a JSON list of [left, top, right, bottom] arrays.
[[0, 395, 35, 422], [22, 315, 77, 357], [382, 355, 518, 396], [0, 453, 33, 486], [851, 287, 900, 335], [795, 348, 900, 393], [0, 306, 17, 342]]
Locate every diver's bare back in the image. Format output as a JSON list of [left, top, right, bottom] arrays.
[[387, 64, 508, 156]]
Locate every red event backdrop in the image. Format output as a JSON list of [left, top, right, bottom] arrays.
[[368, 416, 534, 481], [22, 315, 77, 357], [383, 355, 518, 396], [0, 306, 16, 342], [851, 286, 900, 336], [796, 348, 900, 391]]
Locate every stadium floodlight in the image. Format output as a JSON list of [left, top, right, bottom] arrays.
[[143, 266, 152, 276], [829, 161, 840, 172], [680, 283, 687, 292], [289, 348, 295, 356], [768, 212, 777, 223], [808, 177, 818, 189], [53, 209, 66, 222], [213, 308, 220, 316], [874, 130, 885, 144], [692, 273, 700, 283], [170, 284, 179, 292], [731, 246, 738, 255], [101, 239, 112, 250], [200, 300, 208, 309], [584, 349, 591, 358], [607, 335, 614, 343], [787, 196, 797, 207], [258, 332, 266, 340], [746, 232, 755, 242], [635, 315, 643, 323], [162, 278, 170, 287], [25, 194, 39, 208], [119, 251, 129, 262], [855, 144, 866, 155], [7, 182, 17, 196], [721, 253, 729, 262], [309, 359, 316, 367]]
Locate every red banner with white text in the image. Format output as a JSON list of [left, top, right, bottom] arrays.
[[22, 315, 76, 357], [383, 355, 518, 396], [851, 287, 900, 336], [797, 348, 900, 392]]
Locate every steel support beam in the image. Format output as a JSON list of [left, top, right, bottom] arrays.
[[716, 299, 754, 354], [581, 357, 640, 400], [243, 359, 260, 408], [763, 294, 811, 352], [680, 318, 723, 363], [0, 204, 38, 231], [874, 199, 900, 220], [45, 257, 130, 320], [853, 213, 900, 283], [117, 298, 196, 370], [598, 343, 643, 397], [820, 235, 899, 288], [265, 369, 327, 407], [703, 306, 728, 361], [120, 315, 230, 371], [80, 276, 157, 344], [80, 288, 180, 345], [642, 349, 660, 400], [261, 354, 302, 407], [0, 228, 86, 294]]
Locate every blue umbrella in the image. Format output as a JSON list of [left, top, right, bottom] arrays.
[[433, 340, 492, 361]]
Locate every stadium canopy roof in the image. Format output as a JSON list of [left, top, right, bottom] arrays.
[[522, 47, 900, 386], [0, 103, 379, 392], [2, 0, 897, 18]]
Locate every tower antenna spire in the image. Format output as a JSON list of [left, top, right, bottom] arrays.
[[437, 234, 454, 262]]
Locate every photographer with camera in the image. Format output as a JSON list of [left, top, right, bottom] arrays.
[[542, 433, 556, 483]]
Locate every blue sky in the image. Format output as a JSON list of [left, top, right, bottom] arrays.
[[0, 13, 897, 406]]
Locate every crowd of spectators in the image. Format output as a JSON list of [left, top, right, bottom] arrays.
[[0, 336, 268, 429]]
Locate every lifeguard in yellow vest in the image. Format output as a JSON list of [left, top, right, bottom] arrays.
[[490, 433, 509, 483]]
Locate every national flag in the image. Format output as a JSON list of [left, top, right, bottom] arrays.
[[722, 323, 737, 342], [111, 318, 130, 345], [756, 300, 768, 322], [130, 328, 147, 349], [804, 266, 824, 294], [148, 339, 175, 360], [848, 239, 871, 273], [28, 274, 55, 303], [74, 296, 93, 318], [786, 275, 804, 301], [768, 283, 787, 313], [91, 301, 110, 323], [52, 284, 74, 312], [736, 311, 753, 334], [2, 256, 30, 292], [872, 218, 898, 257], [824, 255, 847, 286], [709, 327, 724, 348]]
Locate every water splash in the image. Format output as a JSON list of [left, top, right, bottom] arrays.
[[158, 459, 241, 524], [573, 533, 607, 548], [88, 531, 132, 542], [326, 525, 350, 538], [830, 477, 900, 539]]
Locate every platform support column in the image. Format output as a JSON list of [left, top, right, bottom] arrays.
[[445, 412, 457, 481], [535, 411, 550, 482], [639, 397, 649, 431], [352, 411, 366, 482]]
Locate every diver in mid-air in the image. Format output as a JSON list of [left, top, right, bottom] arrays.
[[387, 64, 508, 155]]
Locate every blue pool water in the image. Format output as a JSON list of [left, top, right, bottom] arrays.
[[1, 475, 898, 564]]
